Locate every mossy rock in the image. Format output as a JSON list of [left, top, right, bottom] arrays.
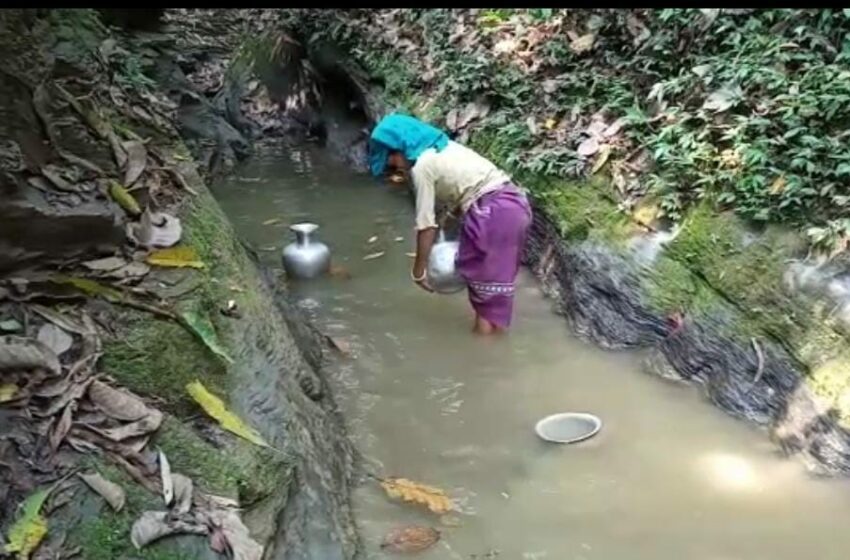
[[153, 416, 289, 506]]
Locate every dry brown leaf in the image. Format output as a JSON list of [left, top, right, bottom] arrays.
[[0, 336, 61, 376], [570, 33, 595, 54], [770, 176, 787, 196], [171, 474, 193, 514], [122, 141, 147, 186], [130, 511, 206, 550], [50, 403, 74, 451], [82, 256, 128, 272], [577, 136, 600, 157], [381, 525, 440, 554], [37, 323, 73, 356], [380, 477, 454, 514], [88, 380, 151, 422], [79, 472, 126, 512], [591, 144, 612, 175], [30, 305, 89, 337], [95, 408, 163, 442], [204, 509, 263, 560]]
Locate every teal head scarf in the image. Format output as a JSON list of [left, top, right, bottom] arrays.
[[368, 113, 449, 177]]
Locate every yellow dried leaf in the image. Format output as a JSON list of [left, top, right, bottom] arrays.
[[769, 176, 787, 196], [0, 383, 18, 403], [186, 380, 270, 448], [108, 181, 141, 216], [570, 33, 595, 54], [146, 246, 205, 269], [544, 117, 557, 130], [5, 488, 49, 559], [591, 144, 612, 174], [633, 203, 660, 227], [380, 477, 453, 514]]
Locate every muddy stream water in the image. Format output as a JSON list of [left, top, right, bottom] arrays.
[[213, 145, 850, 560]]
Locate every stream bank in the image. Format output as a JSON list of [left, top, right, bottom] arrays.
[[0, 9, 359, 559], [276, 9, 850, 476]]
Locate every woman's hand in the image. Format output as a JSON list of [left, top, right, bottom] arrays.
[[411, 266, 434, 293]]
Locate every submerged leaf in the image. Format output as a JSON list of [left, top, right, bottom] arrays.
[[146, 246, 205, 269], [381, 525, 440, 554], [5, 488, 49, 558], [109, 181, 142, 216], [186, 380, 270, 448], [380, 477, 454, 514], [79, 472, 126, 512], [180, 311, 233, 364]]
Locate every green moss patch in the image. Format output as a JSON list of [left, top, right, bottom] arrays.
[[154, 417, 287, 506]]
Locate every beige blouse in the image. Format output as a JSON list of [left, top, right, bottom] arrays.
[[410, 141, 510, 230]]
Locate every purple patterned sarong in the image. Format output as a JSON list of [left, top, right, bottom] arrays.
[[455, 183, 532, 328]]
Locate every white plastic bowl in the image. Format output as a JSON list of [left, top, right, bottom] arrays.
[[535, 412, 602, 444]]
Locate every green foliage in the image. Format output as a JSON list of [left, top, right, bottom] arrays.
[[292, 8, 850, 253]]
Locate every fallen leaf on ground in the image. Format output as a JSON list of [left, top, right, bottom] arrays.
[[51, 275, 123, 303], [82, 256, 128, 272], [37, 324, 73, 356], [171, 474, 193, 515], [109, 181, 141, 216], [381, 525, 440, 554], [405, 252, 416, 258], [0, 336, 61, 376], [30, 305, 89, 336], [88, 380, 151, 422], [159, 450, 174, 507], [0, 318, 22, 333], [380, 477, 454, 514], [4, 488, 49, 558], [180, 311, 233, 364], [367, 236, 378, 244], [186, 380, 270, 448], [122, 141, 147, 186], [394, 237, 404, 242], [262, 218, 283, 226], [591, 145, 612, 175], [130, 511, 206, 550], [570, 33, 595, 54], [50, 403, 75, 451], [363, 252, 385, 261], [204, 509, 263, 560], [770, 176, 787, 196], [127, 209, 183, 248], [577, 136, 600, 157], [79, 472, 125, 512], [95, 408, 163, 442], [146, 246, 205, 269], [0, 383, 18, 402]]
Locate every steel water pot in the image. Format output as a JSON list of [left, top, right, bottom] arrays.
[[282, 222, 331, 279], [427, 229, 466, 294]]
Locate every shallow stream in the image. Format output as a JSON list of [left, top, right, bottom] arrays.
[[213, 145, 850, 560]]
